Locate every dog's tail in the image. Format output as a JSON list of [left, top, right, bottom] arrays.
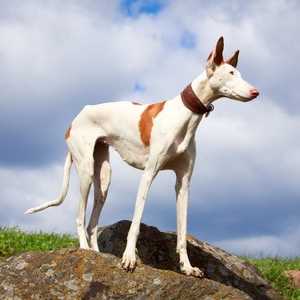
[[24, 152, 73, 214]]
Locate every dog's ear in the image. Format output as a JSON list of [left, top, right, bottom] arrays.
[[226, 50, 239, 68], [206, 36, 224, 77], [207, 36, 224, 66]]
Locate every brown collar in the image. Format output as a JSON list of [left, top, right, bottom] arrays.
[[181, 84, 214, 117]]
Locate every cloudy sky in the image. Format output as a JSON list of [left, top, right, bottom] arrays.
[[1, 0, 299, 257]]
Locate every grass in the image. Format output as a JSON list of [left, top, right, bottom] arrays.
[[0, 226, 78, 258], [248, 257, 300, 300], [0, 227, 299, 299]]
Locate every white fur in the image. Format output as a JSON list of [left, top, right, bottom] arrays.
[[25, 37, 258, 277]]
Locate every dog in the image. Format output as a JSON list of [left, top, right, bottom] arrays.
[[25, 37, 259, 277]]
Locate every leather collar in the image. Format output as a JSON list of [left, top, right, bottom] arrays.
[[181, 84, 214, 117]]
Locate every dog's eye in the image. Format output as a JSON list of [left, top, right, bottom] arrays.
[[229, 71, 234, 75]]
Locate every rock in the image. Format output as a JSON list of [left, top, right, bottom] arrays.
[[0, 220, 282, 299], [284, 270, 300, 288]]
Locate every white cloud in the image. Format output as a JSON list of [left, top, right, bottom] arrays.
[[193, 97, 300, 200], [217, 226, 300, 257]]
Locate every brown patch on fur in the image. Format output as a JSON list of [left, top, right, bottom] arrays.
[[139, 101, 166, 146], [132, 101, 142, 105], [65, 125, 72, 139]]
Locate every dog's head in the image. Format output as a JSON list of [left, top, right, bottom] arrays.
[[206, 37, 259, 102]]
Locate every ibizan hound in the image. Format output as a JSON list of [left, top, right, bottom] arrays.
[[25, 37, 259, 277]]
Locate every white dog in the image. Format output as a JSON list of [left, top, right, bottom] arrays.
[[25, 37, 259, 277]]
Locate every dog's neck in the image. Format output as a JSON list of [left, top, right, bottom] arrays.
[[190, 72, 219, 108]]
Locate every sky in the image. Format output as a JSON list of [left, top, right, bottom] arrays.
[[0, 0, 299, 257]]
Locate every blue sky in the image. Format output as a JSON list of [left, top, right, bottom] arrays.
[[0, 0, 300, 257], [121, 0, 166, 17]]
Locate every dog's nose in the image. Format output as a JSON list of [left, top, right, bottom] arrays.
[[250, 88, 259, 98]]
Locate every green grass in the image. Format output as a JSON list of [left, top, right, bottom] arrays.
[[247, 257, 300, 300], [0, 227, 78, 258], [0, 227, 299, 299]]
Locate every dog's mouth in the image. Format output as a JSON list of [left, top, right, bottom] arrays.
[[234, 93, 259, 102], [240, 95, 255, 102], [242, 89, 260, 101], [226, 86, 259, 102]]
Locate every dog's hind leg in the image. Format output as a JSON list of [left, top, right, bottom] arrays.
[[87, 140, 111, 251], [76, 160, 93, 250]]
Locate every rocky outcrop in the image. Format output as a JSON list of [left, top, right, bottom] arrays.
[[0, 220, 282, 299]]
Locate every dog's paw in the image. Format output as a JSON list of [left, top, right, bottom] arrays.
[[121, 250, 137, 272], [79, 244, 91, 250], [180, 264, 204, 278]]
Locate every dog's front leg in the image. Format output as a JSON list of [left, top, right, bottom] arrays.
[[175, 142, 204, 277], [121, 156, 162, 272]]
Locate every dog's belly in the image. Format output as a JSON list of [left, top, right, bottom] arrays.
[[109, 139, 149, 170]]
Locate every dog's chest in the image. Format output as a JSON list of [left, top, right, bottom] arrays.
[[107, 137, 149, 170]]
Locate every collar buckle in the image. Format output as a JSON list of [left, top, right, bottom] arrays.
[[205, 104, 214, 117]]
